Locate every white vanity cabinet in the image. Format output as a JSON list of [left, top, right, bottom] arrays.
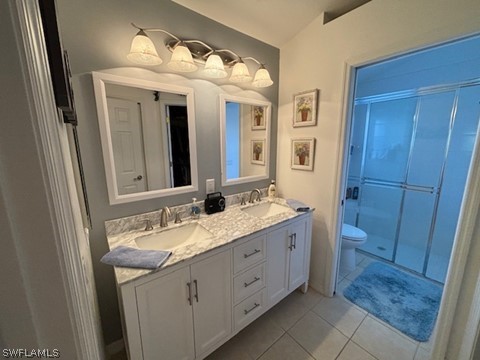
[[122, 250, 232, 360], [266, 216, 311, 307], [117, 211, 312, 360]]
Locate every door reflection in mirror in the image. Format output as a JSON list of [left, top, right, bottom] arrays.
[[92, 71, 198, 204], [105, 83, 190, 195]]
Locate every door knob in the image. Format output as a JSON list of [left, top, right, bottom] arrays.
[[134, 175, 143, 181]]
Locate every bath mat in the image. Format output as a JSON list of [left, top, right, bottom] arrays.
[[343, 261, 443, 342]]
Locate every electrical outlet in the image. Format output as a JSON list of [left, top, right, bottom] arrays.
[[206, 179, 215, 194]]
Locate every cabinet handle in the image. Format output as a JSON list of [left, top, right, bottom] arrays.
[[193, 279, 199, 302], [293, 233, 297, 250], [244, 302, 260, 315], [288, 234, 294, 251], [187, 282, 192, 306], [244, 249, 260, 258], [244, 276, 260, 288]]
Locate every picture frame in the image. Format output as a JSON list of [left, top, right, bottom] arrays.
[[291, 138, 315, 171], [293, 89, 319, 127], [251, 139, 265, 165], [251, 105, 266, 130]]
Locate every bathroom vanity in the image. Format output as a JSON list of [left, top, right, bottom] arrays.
[[106, 197, 312, 360]]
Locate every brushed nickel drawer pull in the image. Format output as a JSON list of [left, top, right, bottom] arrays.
[[244, 276, 260, 288], [244, 248, 261, 258], [244, 302, 260, 315]]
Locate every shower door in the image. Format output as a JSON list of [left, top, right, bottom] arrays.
[[351, 84, 480, 283]]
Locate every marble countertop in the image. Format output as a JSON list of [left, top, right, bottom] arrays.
[[107, 198, 311, 285]]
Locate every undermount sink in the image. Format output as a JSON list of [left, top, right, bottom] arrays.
[[135, 223, 213, 250], [242, 202, 290, 219]]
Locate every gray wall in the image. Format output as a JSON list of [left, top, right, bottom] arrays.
[[56, 0, 279, 345]]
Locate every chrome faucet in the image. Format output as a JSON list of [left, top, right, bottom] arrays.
[[160, 206, 171, 227], [249, 189, 261, 203]]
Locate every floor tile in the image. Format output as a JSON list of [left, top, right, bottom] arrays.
[[289, 311, 348, 360], [267, 288, 323, 331], [337, 340, 377, 360], [356, 252, 367, 265], [258, 333, 314, 360], [206, 335, 253, 360], [312, 296, 367, 337], [345, 266, 366, 281], [358, 256, 377, 268], [234, 311, 285, 359], [338, 266, 351, 280], [414, 346, 430, 360], [352, 316, 417, 360]]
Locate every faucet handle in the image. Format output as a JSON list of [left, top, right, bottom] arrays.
[[142, 219, 153, 231], [241, 196, 247, 206], [174, 211, 183, 224]]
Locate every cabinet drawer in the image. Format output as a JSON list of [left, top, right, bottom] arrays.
[[233, 263, 265, 304], [233, 235, 266, 274], [234, 288, 266, 331]]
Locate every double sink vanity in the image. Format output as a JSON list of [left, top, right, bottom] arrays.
[[106, 195, 313, 360], [91, 70, 312, 359]]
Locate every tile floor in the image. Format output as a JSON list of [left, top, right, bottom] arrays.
[[111, 252, 436, 360], [206, 253, 434, 360]]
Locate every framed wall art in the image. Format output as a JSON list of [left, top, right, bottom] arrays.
[[291, 137, 315, 171], [251, 139, 265, 165], [251, 105, 266, 130], [293, 89, 319, 127]]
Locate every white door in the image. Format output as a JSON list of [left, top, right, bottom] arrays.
[[266, 224, 290, 306], [191, 251, 232, 357], [288, 218, 308, 291], [136, 267, 195, 360], [107, 97, 146, 194]]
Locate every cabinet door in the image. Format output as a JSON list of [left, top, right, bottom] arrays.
[[191, 251, 232, 357], [288, 218, 308, 291], [136, 267, 194, 360], [266, 224, 289, 306]]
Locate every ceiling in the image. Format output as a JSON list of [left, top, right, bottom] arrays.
[[172, 0, 371, 48]]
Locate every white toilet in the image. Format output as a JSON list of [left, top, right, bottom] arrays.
[[340, 224, 368, 272]]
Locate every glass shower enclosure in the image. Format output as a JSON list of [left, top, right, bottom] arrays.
[[345, 84, 480, 283]]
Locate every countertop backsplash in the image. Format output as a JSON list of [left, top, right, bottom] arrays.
[[105, 188, 268, 237]]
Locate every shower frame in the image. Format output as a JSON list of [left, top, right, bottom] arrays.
[[350, 78, 480, 279]]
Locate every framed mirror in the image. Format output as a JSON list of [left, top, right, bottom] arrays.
[[220, 94, 271, 186], [92, 72, 198, 204]]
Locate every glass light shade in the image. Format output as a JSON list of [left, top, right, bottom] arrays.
[[203, 54, 227, 78], [167, 43, 198, 72], [127, 31, 162, 65], [229, 62, 252, 83], [252, 67, 274, 87]]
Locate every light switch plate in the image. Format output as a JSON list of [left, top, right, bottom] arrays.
[[206, 179, 215, 194]]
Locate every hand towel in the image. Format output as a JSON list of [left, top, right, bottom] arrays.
[[286, 199, 310, 212], [101, 246, 172, 269]]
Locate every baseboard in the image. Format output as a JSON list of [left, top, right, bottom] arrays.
[[105, 339, 125, 358]]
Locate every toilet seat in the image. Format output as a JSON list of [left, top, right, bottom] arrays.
[[342, 224, 367, 241]]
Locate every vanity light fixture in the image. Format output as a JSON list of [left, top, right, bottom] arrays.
[[127, 23, 273, 88]]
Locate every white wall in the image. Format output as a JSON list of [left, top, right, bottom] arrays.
[[277, 0, 480, 295]]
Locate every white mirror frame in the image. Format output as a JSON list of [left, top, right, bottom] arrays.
[[92, 71, 198, 204], [220, 94, 271, 186]]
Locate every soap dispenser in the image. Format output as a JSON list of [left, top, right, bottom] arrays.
[[268, 180, 276, 198], [191, 198, 201, 219]]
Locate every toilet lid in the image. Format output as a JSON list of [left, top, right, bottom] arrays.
[[342, 224, 367, 241]]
